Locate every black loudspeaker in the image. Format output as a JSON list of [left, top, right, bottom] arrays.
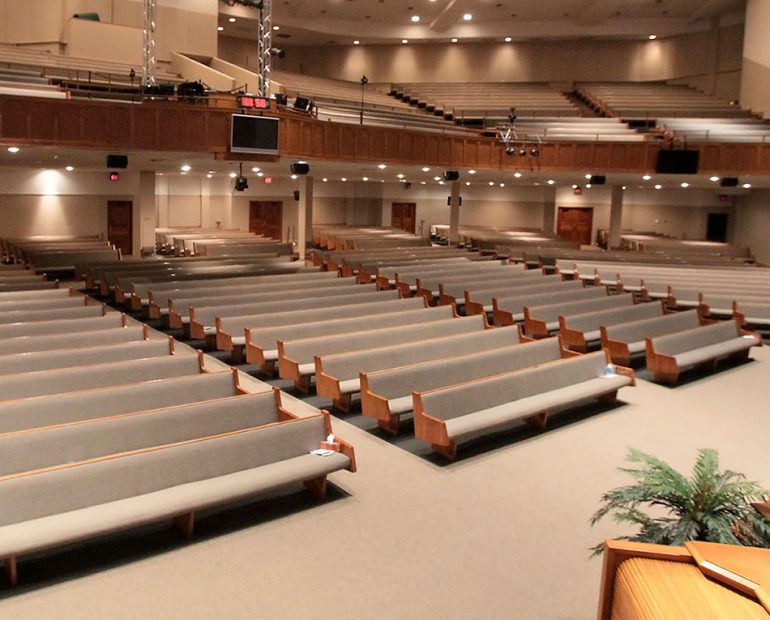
[[720, 177, 739, 187], [443, 170, 459, 181], [293, 190, 300, 201], [274, 93, 288, 106], [290, 162, 310, 175], [106, 154, 128, 169], [589, 175, 606, 185], [655, 149, 699, 174], [294, 96, 311, 111]]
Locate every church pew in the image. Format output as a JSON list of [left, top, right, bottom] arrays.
[[464, 278, 581, 315], [280, 314, 487, 397], [524, 293, 632, 338], [559, 301, 665, 352], [315, 324, 524, 414], [493, 286, 607, 326], [413, 350, 635, 460], [0, 311, 126, 340], [0, 412, 354, 586], [0, 323, 156, 356], [0, 303, 106, 325], [360, 336, 573, 433]]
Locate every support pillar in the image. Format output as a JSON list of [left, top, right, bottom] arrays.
[[609, 185, 624, 250], [297, 175, 313, 261], [135, 171, 157, 256], [542, 186, 556, 233], [449, 180, 461, 245], [142, 0, 157, 87]]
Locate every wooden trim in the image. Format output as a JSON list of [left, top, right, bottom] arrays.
[[645, 337, 680, 384], [412, 392, 454, 459], [142, 324, 150, 341], [559, 316, 588, 352], [4, 557, 17, 587], [167, 336, 175, 355], [359, 373, 396, 427], [120, 313, 128, 327], [314, 356, 342, 402], [173, 512, 195, 539]]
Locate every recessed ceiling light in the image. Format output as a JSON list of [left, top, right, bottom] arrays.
[[451, 38, 458, 43], [513, 172, 522, 178], [572, 184, 578, 189], [228, 17, 236, 23], [65, 165, 74, 172], [680, 182, 689, 188], [256, 172, 264, 177], [586, 184, 592, 189], [291, 174, 298, 180], [421, 181, 427, 185], [709, 176, 720, 182], [229, 172, 237, 178], [217, 26, 224, 32], [411, 15, 420, 23], [648, 34, 657, 40], [488, 181, 495, 186], [421, 166, 430, 172], [655, 184, 662, 190], [438, 180, 445, 185], [434, 176, 442, 181], [378, 164, 387, 169], [401, 39, 408, 44], [206, 173, 213, 179], [353, 40, 360, 45], [585, 174, 592, 179], [181, 164, 191, 172], [251, 167, 260, 173], [341, 177, 347, 182], [463, 13, 472, 21], [642, 174, 651, 181], [499, 183, 505, 188], [362, 176, 369, 181], [468, 169, 476, 175], [273, 25, 280, 31], [465, 181, 471, 186], [7, 147, 19, 153], [322, 178, 328, 182], [547, 179, 555, 185], [743, 183, 752, 188], [622, 185, 627, 190], [397, 173, 405, 179], [504, 37, 512, 43]]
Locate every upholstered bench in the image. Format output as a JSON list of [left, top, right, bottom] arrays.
[[524, 293, 632, 338], [734, 301, 770, 328], [0, 412, 355, 586], [559, 301, 664, 352], [360, 336, 571, 433], [461, 275, 571, 315], [645, 319, 762, 384], [492, 285, 603, 326], [413, 349, 635, 459]]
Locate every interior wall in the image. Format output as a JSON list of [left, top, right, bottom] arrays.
[[237, 25, 744, 90], [734, 189, 770, 264], [741, 0, 770, 116], [0, 0, 217, 65]]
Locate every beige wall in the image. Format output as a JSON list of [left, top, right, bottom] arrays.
[[734, 189, 770, 264], [0, 0, 217, 65], [231, 25, 743, 91], [741, 0, 770, 116]]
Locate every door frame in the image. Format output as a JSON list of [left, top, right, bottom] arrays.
[[556, 206, 594, 246]]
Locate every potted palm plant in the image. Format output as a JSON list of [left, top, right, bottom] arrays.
[[591, 447, 770, 555]]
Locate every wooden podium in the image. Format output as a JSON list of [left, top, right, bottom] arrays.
[[598, 539, 770, 619]]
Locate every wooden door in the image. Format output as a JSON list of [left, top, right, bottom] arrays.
[[557, 207, 593, 246], [107, 200, 133, 256], [391, 202, 416, 234], [249, 201, 283, 240]]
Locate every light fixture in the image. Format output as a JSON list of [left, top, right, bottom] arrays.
[[397, 173, 405, 179], [217, 26, 224, 32], [642, 174, 651, 181], [451, 38, 458, 43], [438, 180, 445, 185], [504, 37, 512, 43], [468, 169, 476, 175], [353, 40, 360, 45], [401, 39, 408, 44], [505, 145, 515, 156], [513, 172, 522, 178], [251, 167, 260, 173], [378, 164, 387, 169], [322, 177, 328, 182], [530, 148, 540, 157], [421, 166, 430, 172], [65, 165, 74, 172], [648, 34, 657, 40], [680, 182, 689, 188], [411, 15, 420, 22], [499, 183, 505, 188], [362, 176, 369, 181], [709, 176, 720, 182], [228, 17, 236, 23], [571, 184, 578, 189], [341, 177, 347, 182], [655, 184, 662, 190], [586, 184, 592, 189], [463, 13, 472, 21], [229, 172, 237, 178], [421, 181, 427, 185], [488, 181, 495, 186], [465, 181, 471, 186], [7, 147, 19, 153], [291, 174, 298, 180], [434, 176, 442, 181], [547, 179, 555, 185], [743, 183, 752, 189], [206, 173, 213, 179], [181, 164, 191, 172], [273, 25, 280, 31], [256, 172, 264, 177], [585, 174, 592, 179]]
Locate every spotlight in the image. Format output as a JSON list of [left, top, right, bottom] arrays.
[[234, 162, 248, 191], [269, 47, 285, 58], [518, 148, 527, 157], [508, 108, 517, 124], [290, 162, 310, 175], [505, 145, 515, 156], [530, 148, 540, 157], [360, 75, 368, 85]]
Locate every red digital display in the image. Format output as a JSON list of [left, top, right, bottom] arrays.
[[264, 177, 273, 184], [109, 172, 120, 182], [238, 96, 270, 110]]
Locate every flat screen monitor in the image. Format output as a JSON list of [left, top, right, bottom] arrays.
[[230, 114, 279, 155], [655, 149, 699, 174]]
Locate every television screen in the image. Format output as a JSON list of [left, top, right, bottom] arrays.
[[655, 149, 699, 174], [230, 114, 279, 155]]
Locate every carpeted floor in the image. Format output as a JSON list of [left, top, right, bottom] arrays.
[[0, 343, 768, 619]]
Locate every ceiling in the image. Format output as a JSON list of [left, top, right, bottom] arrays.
[[218, 0, 746, 46], [0, 145, 762, 193]]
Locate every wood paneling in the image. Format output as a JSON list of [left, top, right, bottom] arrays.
[[3, 95, 770, 176]]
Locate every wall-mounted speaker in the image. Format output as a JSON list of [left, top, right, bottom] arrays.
[[293, 190, 300, 201], [720, 177, 739, 187], [106, 154, 128, 169], [290, 162, 310, 175], [443, 170, 459, 181], [589, 175, 606, 185], [655, 149, 699, 174]]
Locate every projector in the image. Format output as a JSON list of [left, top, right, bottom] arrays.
[[234, 175, 248, 191]]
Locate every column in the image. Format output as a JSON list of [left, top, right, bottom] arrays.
[[135, 170, 156, 256], [609, 185, 624, 250], [297, 175, 314, 261], [542, 186, 556, 233], [448, 180, 460, 245]]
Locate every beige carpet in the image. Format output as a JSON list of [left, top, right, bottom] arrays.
[[0, 346, 768, 619]]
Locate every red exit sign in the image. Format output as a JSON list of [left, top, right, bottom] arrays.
[[238, 96, 270, 110]]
